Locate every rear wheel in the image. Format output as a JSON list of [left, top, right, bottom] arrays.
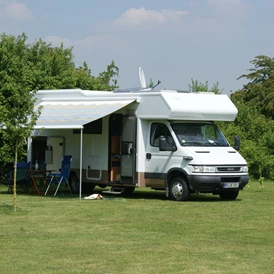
[[83, 183, 96, 194], [219, 190, 239, 200], [69, 174, 80, 194], [169, 177, 189, 201]]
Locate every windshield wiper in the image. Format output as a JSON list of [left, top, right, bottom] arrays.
[[181, 141, 207, 146]]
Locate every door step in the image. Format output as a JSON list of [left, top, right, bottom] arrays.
[[102, 186, 126, 195]]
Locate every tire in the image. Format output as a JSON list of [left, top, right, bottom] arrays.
[[69, 174, 80, 194], [123, 187, 135, 196], [169, 177, 189, 201], [219, 190, 239, 200], [83, 183, 96, 194]]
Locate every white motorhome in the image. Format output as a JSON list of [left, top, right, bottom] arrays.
[[28, 87, 249, 201]]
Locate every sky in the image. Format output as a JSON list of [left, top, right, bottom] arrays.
[[0, 0, 274, 94]]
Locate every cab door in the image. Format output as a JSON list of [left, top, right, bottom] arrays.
[[145, 122, 177, 188]]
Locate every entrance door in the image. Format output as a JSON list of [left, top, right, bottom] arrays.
[[46, 137, 64, 171], [109, 114, 123, 182], [31, 137, 47, 170], [31, 136, 64, 170], [120, 115, 137, 184]]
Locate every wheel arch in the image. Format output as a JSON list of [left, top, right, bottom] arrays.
[[69, 171, 97, 194]]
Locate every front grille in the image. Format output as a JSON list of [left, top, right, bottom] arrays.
[[199, 183, 218, 189], [217, 166, 241, 172], [221, 177, 240, 183]]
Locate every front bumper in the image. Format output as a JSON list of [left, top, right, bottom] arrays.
[[187, 174, 249, 193]]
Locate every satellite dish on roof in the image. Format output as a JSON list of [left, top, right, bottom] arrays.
[[139, 67, 147, 89]]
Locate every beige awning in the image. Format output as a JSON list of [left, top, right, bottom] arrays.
[[34, 100, 135, 129]]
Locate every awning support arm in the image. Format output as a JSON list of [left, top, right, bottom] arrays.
[[79, 128, 83, 201]]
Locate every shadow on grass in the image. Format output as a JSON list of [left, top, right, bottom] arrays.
[[0, 202, 28, 215], [90, 188, 242, 203], [187, 194, 242, 203], [0, 185, 242, 202], [0, 189, 32, 197], [0, 187, 78, 199]]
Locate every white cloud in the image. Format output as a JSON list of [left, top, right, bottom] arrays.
[[5, 2, 33, 20], [114, 7, 188, 29], [42, 3, 251, 70], [207, 0, 251, 18]]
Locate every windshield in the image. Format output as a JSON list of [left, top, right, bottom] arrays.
[[171, 123, 229, 147]]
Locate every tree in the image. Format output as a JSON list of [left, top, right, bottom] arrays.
[[237, 55, 274, 119], [218, 54, 274, 180], [231, 55, 274, 180], [0, 33, 119, 164], [0, 33, 41, 211], [218, 95, 274, 180], [187, 74, 274, 180], [27, 39, 119, 91], [0, 33, 119, 210], [188, 79, 223, 94], [75, 61, 119, 91]]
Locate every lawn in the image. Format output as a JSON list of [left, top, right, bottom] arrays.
[[0, 180, 274, 274]]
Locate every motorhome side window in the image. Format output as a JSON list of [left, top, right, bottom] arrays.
[[73, 118, 103, 134], [150, 123, 174, 147]]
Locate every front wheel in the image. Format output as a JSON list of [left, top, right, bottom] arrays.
[[169, 177, 189, 201], [219, 190, 239, 200]]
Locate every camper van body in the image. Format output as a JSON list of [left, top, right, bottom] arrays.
[[28, 88, 249, 201]]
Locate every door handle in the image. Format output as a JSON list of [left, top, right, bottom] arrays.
[[128, 146, 133, 155], [146, 153, 151, 160]]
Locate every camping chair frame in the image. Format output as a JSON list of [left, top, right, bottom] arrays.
[[44, 155, 72, 196], [4, 162, 31, 193]]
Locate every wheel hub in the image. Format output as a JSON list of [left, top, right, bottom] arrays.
[[172, 183, 183, 198]]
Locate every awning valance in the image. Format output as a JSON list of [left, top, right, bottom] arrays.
[[34, 100, 135, 129]]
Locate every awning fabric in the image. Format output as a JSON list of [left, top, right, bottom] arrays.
[[34, 100, 135, 129]]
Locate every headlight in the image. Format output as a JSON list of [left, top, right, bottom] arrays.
[[192, 166, 216, 173], [240, 166, 248, 172]]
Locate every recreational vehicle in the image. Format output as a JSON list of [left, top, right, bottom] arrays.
[[28, 86, 249, 201]]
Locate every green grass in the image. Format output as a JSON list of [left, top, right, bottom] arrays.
[[0, 180, 274, 274]]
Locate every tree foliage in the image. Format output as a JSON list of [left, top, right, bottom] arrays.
[[219, 55, 274, 180], [0, 33, 119, 164], [75, 61, 119, 91], [0, 32, 119, 210], [0, 33, 41, 163], [218, 97, 274, 180], [188, 79, 223, 94], [237, 55, 274, 119], [189, 56, 274, 180], [0, 33, 40, 210]]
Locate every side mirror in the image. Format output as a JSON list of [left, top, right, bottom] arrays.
[[234, 136, 240, 151], [159, 136, 176, 152]]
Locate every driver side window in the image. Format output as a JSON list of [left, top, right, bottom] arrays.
[[150, 123, 174, 147]]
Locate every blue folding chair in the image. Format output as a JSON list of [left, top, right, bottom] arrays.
[[5, 162, 31, 193], [44, 155, 72, 196]]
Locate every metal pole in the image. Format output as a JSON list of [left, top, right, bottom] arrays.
[[79, 128, 83, 201]]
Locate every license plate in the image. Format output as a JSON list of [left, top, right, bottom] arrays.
[[224, 183, 239, 188]]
